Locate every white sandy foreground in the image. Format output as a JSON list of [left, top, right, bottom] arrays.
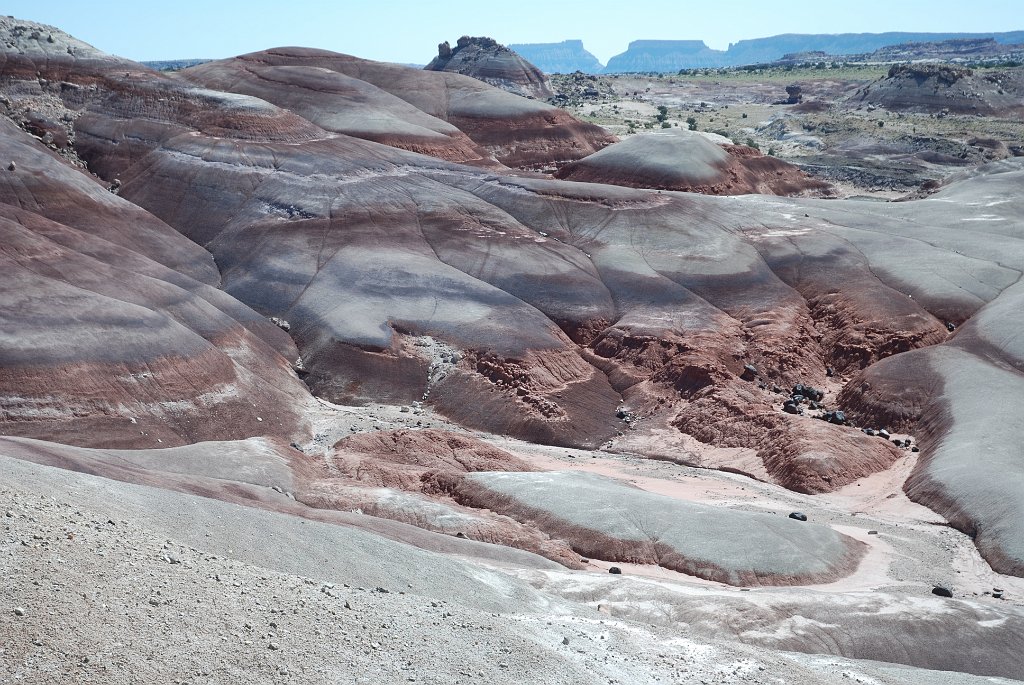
[[2, 401, 1024, 684]]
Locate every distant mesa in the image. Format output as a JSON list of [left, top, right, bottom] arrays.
[[599, 31, 1024, 73], [604, 40, 729, 73], [554, 129, 834, 197], [425, 35, 553, 99], [508, 40, 604, 74]]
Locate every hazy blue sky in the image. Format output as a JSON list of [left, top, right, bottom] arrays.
[[7, 0, 1022, 64]]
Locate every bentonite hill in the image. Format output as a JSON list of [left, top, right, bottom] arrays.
[[2, 15, 1024, 685]]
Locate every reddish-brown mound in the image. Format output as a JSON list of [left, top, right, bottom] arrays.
[[201, 47, 614, 169], [331, 428, 532, 490], [722, 144, 836, 196], [0, 118, 311, 449], [181, 59, 497, 165], [299, 428, 585, 567], [671, 382, 903, 494]]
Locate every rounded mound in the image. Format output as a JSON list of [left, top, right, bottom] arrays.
[[555, 130, 833, 196]]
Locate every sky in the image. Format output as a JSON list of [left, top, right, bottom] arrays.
[[6, 0, 1023, 65]]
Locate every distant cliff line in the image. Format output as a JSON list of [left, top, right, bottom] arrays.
[[512, 30, 1024, 73]]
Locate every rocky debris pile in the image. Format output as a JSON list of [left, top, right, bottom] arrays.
[[851, 63, 1024, 115], [775, 380, 923, 453], [774, 50, 831, 65], [548, 71, 615, 107], [0, 90, 85, 169], [782, 383, 825, 415], [425, 36, 553, 99], [891, 63, 974, 87], [861, 427, 919, 452], [867, 38, 1024, 63]]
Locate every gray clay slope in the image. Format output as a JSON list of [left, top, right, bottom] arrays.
[[465, 471, 862, 585], [559, 129, 730, 184]]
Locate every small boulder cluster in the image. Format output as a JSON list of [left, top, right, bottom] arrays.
[[615, 406, 640, 430], [742, 368, 923, 449], [783, 383, 825, 416], [862, 427, 918, 452]]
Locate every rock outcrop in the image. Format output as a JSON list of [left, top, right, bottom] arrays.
[[426, 36, 553, 99], [851, 63, 1024, 116], [866, 37, 1024, 62]]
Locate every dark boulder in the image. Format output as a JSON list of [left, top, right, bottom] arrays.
[[792, 383, 824, 402], [823, 410, 847, 425]]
